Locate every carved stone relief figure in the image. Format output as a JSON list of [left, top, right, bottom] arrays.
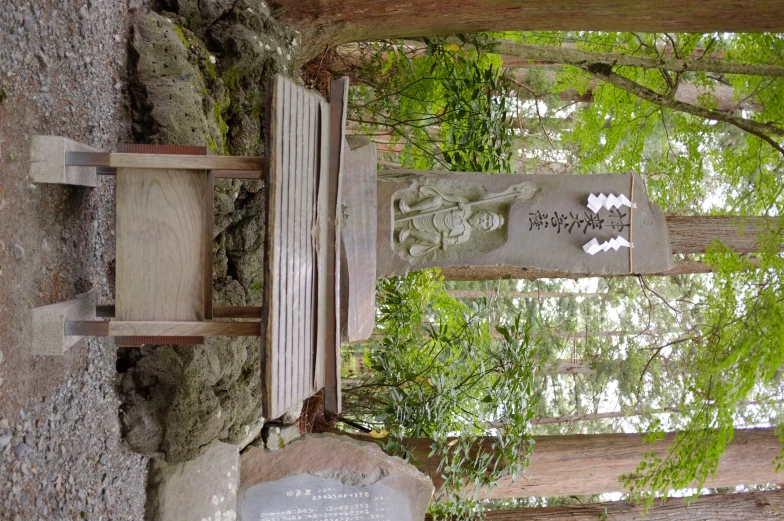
[[392, 180, 537, 263]]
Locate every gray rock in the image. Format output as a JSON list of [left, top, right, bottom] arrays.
[[236, 415, 265, 450], [23, 433, 34, 446], [12, 244, 24, 260], [262, 424, 300, 451], [36, 51, 50, 69], [120, 337, 263, 462], [145, 441, 239, 521], [280, 401, 303, 425], [0, 432, 12, 448], [239, 435, 434, 521], [170, 0, 235, 37], [129, 12, 227, 153], [13, 443, 29, 458], [23, 16, 35, 32]]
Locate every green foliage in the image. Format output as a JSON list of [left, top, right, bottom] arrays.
[[623, 223, 784, 507], [493, 32, 784, 214], [343, 270, 540, 520], [346, 36, 516, 172]]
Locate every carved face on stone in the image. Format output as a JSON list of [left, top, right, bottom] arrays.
[[469, 210, 503, 231]]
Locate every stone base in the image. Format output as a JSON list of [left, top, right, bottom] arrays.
[[29, 135, 99, 187], [146, 441, 240, 521], [31, 290, 97, 355]]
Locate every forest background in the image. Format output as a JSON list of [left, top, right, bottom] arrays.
[[306, 29, 784, 520]]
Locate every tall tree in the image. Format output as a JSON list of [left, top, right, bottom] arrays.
[[405, 427, 782, 498], [278, 0, 784, 61], [458, 489, 784, 521]]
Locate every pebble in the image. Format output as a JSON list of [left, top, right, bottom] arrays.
[[14, 443, 29, 458], [0, 433, 12, 448], [12, 243, 25, 260], [36, 51, 50, 68]]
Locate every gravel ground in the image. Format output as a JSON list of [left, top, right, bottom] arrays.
[[0, 0, 150, 519]]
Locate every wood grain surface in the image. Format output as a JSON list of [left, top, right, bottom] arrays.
[[115, 168, 206, 321]]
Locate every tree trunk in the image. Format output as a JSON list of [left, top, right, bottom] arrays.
[[529, 409, 676, 426], [440, 216, 777, 281], [488, 39, 784, 78], [280, 0, 784, 62], [511, 69, 762, 112], [540, 360, 594, 375], [405, 427, 782, 498], [441, 260, 710, 281], [446, 290, 603, 299], [436, 489, 784, 520]]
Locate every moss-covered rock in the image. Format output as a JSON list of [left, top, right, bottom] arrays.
[[120, 337, 263, 462], [129, 12, 228, 153]]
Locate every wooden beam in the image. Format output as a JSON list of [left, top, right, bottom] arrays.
[[65, 321, 260, 337], [204, 170, 215, 320], [95, 167, 262, 179], [66, 152, 264, 171], [115, 336, 204, 346], [213, 306, 264, 319]]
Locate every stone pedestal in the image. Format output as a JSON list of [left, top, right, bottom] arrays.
[[31, 289, 97, 355]]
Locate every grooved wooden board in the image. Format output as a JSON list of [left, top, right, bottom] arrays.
[[115, 168, 207, 321], [262, 76, 326, 419], [323, 77, 349, 415]]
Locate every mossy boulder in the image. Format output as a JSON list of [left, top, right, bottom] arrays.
[[129, 12, 229, 153], [120, 336, 263, 462]]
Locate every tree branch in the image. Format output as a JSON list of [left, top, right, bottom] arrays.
[[585, 64, 784, 156], [483, 38, 784, 77]]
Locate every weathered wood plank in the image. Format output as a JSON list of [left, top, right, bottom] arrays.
[[115, 168, 206, 322], [323, 77, 349, 414], [95, 168, 262, 179], [110, 321, 260, 336], [204, 170, 215, 320], [314, 99, 330, 393], [214, 306, 263, 319], [304, 94, 317, 399], [262, 75, 346, 418], [261, 75, 284, 418], [66, 153, 264, 170], [340, 137, 378, 343], [65, 321, 259, 337], [115, 336, 204, 346]]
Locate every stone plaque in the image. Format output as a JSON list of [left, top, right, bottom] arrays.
[[377, 171, 671, 278], [239, 434, 433, 521], [241, 474, 402, 521]]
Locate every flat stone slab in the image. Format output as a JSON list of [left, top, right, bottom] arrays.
[[239, 434, 433, 521]]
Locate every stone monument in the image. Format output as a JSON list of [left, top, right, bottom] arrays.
[[238, 434, 434, 521], [377, 171, 671, 278]]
